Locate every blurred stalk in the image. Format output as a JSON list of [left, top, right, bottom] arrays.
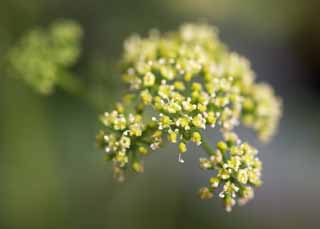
[[57, 72, 87, 97]]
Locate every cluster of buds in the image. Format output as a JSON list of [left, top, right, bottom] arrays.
[[96, 111, 151, 181], [97, 23, 282, 211], [198, 132, 261, 211]]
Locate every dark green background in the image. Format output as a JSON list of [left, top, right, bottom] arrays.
[[0, 0, 320, 228]]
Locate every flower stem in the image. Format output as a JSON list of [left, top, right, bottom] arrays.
[[200, 133, 215, 156]]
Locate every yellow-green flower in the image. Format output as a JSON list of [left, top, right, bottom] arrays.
[[237, 169, 249, 184], [192, 114, 206, 129], [209, 177, 220, 188], [191, 132, 202, 145], [179, 142, 187, 153], [119, 136, 131, 149], [143, 72, 156, 87], [140, 90, 152, 105], [95, 22, 281, 212], [198, 187, 213, 200]]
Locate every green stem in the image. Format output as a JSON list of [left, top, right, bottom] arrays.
[[57, 72, 86, 96], [200, 133, 215, 156], [57, 72, 109, 112]]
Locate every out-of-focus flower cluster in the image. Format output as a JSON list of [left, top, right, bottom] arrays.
[[97, 23, 282, 211], [241, 83, 282, 142], [6, 20, 82, 94]]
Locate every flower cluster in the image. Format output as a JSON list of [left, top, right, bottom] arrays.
[[97, 23, 282, 211], [96, 110, 150, 181], [6, 20, 82, 94], [198, 132, 262, 212], [241, 83, 282, 142]]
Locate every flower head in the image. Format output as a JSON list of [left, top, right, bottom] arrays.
[[7, 20, 82, 94], [97, 23, 282, 212]]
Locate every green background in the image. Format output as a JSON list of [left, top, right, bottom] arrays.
[[0, 0, 320, 228]]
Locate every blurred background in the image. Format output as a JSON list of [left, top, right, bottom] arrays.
[[0, 0, 320, 228]]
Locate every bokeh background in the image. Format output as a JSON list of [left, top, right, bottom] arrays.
[[1, 0, 320, 228]]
